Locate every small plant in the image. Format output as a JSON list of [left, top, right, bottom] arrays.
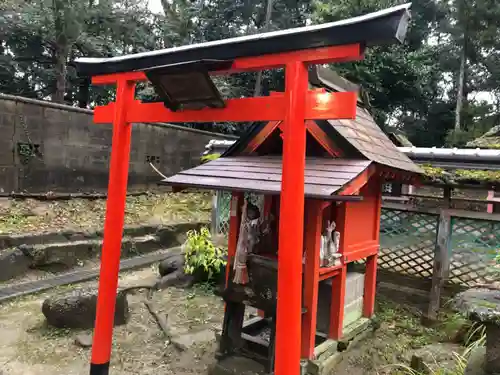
[[200, 153, 221, 163], [183, 227, 226, 280]]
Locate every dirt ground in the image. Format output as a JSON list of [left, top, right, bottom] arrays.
[[334, 299, 466, 375], [0, 192, 211, 234], [0, 266, 224, 375], [0, 265, 467, 375]]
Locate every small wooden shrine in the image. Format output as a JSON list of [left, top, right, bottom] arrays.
[[74, 3, 419, 375], [162, 66, 422, 373]]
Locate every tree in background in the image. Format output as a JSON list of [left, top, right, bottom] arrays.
[[0, 0, 159, 104], [3, 0, 500, 144]]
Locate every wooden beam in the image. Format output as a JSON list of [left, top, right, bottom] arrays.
[[93, 91, 357, 123], [243, 121, 281, 154], [301, 200, 324, 359], [305, 120, 343, 157], [229, 44, 363, 72], [426, 209, 451, 323], [338, 164, 375, 196], [329, 266, 346, 340], [226, 192, 243, 285], [90, 44, 364, 85]]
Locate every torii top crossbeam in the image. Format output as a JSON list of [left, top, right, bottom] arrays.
[[75, 4, 412, 375]]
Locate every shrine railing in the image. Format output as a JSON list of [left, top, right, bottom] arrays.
[[213, 192, 499, 291]]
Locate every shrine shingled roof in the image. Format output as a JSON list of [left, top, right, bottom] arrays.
[[163, 156, 372, 199], [224, 67, 422, 175]]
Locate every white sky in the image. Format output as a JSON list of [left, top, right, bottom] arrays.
[[149, 0, 164, 14]]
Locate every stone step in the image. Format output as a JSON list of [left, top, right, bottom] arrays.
[[25, 234, 162, 268], [0, 247, 180, 303], [0, 221, 207, 249], [0, 221, 207, 282], [0, 235, 160, 282]]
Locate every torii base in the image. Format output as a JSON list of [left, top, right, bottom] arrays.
[[209, 355, 266, 375], [304, 318, 376, 375], [209, 318, 376, 375]]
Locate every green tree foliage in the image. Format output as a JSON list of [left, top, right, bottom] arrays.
[[313, 0, 500, 147], [0, 0, 159, 104], [3, 0, 500, 143]]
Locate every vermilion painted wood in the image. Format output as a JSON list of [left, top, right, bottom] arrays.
[[329, 266, 346, 340], [344, 243, 378, 262], [275, 61, 308, 375], [305, 120, 343, 157], [226, 192, 243, 286], [257, 195, 274, 319], [90, 44, 363, 85], [338, 164, 376, 196], [93, 91, 357, 123], [341, 181, 379, 259], [229, 44, 363, 72], [243, 121, 282, 154], [92, 71, 146, 85], [318, 265, 342, 281], [301, 200, 324, 359], [91, 79, 136, 366], [89, 43, 366, 375], [364, 180, 382, 318]]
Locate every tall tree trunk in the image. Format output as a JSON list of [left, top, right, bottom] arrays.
[[52, 0, 69, 103], [455, 1, 468, 131], [455, 39, 466, 131], [78, 77, 90, 108], [254, 0, 273, 97]]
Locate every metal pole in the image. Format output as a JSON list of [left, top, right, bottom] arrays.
[[275, 61, 308, 375], [90, 79, 135, 375]]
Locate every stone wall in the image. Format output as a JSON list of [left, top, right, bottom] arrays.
[[0, 94, 236, 193]]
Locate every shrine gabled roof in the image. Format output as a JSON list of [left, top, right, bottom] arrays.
[[74, 4, 411, 77], [162, 156, 372, 199], [224, 69, 422, 175], [319, 107, 421, 174]]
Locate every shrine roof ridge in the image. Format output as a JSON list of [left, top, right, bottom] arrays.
[[74, 3, 411, 77]]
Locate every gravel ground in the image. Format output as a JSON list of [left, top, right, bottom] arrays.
[[0, 266, 224, 375]]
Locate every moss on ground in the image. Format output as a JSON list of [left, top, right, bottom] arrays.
[[0, 192, 211, 234], [334, 297, 471, 375]]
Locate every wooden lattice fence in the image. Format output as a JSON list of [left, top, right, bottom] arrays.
[[214, 194, 499, 308], [379, 208, 437, 280]]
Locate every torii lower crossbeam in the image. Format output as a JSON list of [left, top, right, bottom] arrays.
[[88, 44, 363, 375]]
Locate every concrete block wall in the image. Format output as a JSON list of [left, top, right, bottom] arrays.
[[0, 94, 237, 193], [316, 272, 365, 333]]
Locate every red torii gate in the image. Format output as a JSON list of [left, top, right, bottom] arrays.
[[76, 4, 412, 375]]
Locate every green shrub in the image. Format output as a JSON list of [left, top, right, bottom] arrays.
[[183, 227, 226, 280]]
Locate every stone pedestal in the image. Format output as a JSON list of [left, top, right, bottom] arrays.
[[485, 324, 500, 374], [454, 288, 500, 375]]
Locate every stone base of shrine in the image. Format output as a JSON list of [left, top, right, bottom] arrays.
[[209, 317, 376, 375], [303, 317, 376, 375], [208, 355, 266, 375]]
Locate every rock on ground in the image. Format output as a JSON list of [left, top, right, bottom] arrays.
[[410, 343, 463, 374], [465, 347, 487, 375], [0, 248, 32, 282], [74, 333, 93, 348], [170, 328, 215, 351], [155, 271, 196, 290], [42, 288, 129, 329], [158, 253, 184, 277]]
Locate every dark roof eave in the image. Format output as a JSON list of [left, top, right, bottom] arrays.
[[74, 3, 411, 77], [159, 181, 364, 202]]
